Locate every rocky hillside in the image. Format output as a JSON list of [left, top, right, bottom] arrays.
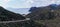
[[26, 4, 60, 27], [0, 6, 25, 21]]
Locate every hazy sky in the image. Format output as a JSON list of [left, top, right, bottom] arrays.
[[0, 0, 60, 8], [0, 0, 60, 14]]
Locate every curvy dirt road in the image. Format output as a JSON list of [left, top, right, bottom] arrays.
[[0, 18, 30, 23]]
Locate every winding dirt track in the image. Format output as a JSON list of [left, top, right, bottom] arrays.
[[0, 18, 30, 23]]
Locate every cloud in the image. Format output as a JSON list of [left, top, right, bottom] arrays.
[[1, 0, 60, 8], [30, 0, 60, 7], [4, 0, 10, 2], [31, 0, 55, 7], [0, 0, 10, 5], [0, 0, 11, 8], [5, 0, 34, 8]]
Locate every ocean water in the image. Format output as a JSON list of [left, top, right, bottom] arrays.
[[6, 8, 30, 14]]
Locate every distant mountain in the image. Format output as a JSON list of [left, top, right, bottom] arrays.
[[29, 4, 60, 13], [6, 8, 30, 14]]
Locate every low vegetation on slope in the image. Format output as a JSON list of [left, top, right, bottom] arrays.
[[26, 4, 60, 27]]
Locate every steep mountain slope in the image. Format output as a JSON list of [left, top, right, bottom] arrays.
[[26, 4, 60, 27], [0, 6, 25, 21]]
